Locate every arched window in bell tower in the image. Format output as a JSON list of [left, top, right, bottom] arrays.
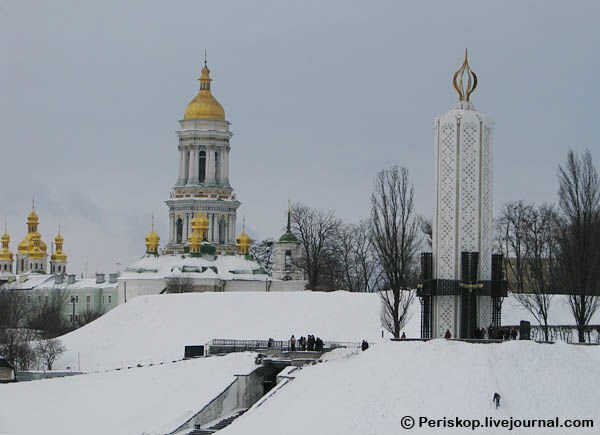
[[218, 218, 226, 244], [199, 151, 206, 183], [176, 218, 183, 244], [214, 151, 220, 183]]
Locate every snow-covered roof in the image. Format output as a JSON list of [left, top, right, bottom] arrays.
[[120, 254, 269, 282], [3, 274, 117, 292]]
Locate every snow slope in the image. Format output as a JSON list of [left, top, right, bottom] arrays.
[[0, 353, 256, 435], [221, 341, 600, 435], [56, 291, 383, 371]]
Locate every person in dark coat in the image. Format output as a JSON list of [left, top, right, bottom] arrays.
[[493, 392, 501, 409], [361, 340, 369, 351], [510, 328, 518, 340], [444, 329, 452, 339], [317, 337, 324, 351], [299, 336, 306, 351], [400, 332, 406, 339], [290, 335, 296, 351], [307, 334, 315, 351]]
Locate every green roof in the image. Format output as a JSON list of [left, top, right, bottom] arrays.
[[279, 231, 298, 243]]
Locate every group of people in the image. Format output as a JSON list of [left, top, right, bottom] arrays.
[[442, 326, 520, 340], [289, 334, 324, 352]]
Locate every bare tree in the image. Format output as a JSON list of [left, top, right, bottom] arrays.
[[334, 221, 379, 292], [165, 274, 194, 293], [249, 238, 275, 273], [28, 289, 69, 338], [496, 201, 530, 294], [370, 167, 419, 338], [291, 203, 341, 290], [556, 150, 600, 343], [79, 308, 104, 326], [35, 338, 66, 371], [0, 289, 37, 370], [499, 202, 559, 341]]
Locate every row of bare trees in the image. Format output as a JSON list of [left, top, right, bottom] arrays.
[[276, 166, 420, 338], [498, 150, 600, 342]]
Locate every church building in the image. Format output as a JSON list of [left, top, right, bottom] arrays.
[[117, 62, 306, 303]]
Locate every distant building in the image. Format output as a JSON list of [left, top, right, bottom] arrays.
[[2, 273, 118, 327], [117, 62, 306, 303], [0, 357, 15, 383]]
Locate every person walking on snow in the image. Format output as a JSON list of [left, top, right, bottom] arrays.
[[290, 335, 296, 351]]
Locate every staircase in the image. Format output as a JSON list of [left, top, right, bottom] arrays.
[[189, 409, 247, 434]]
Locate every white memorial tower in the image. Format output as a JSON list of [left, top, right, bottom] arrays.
[[418, 51, 505, 339]]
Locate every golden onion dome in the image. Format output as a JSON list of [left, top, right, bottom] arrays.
[[0, 227, 13, 262], [27, 209, 39, 223], [145, 230, 160, 255], [51, 230, 67, 262], [236, 230, 252, 255], [17, 237, 29, 254], [183, 64, 226, 121]]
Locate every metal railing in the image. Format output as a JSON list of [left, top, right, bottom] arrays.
[[205, 338, 364, 355]]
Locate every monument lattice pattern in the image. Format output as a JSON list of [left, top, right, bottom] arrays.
[[438, 123, 457, 279], [479, 125, 493, 280], [459, 122, 479, 253]]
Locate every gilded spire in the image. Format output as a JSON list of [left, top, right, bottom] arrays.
[[452, 49, 478, 102], [0, 222, 13, 262], [51, 226, 67, 262], [145, 214, 160, 256], [183, 59, 225, 121], [236, 218, 252, 255]]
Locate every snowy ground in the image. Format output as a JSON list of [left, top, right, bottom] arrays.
[[0, 352, 256, 435], [54, 291, 599, 372], [55, 291, 384, 371], [221, 340, 600, 435]]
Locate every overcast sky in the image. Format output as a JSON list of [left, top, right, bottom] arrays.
[[1, 1, 599, 275]]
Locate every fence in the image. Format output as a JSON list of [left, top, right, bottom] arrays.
[[205, 339, 364, 355]]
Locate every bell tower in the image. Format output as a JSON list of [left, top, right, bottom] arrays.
[[165, 60, 240, 254]]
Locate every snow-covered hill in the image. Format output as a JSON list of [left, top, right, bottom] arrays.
[[56, 291, 383, 371], [55, 290, 598, 372], [221, 340, 600, 435], [0, 353, 256, 435]]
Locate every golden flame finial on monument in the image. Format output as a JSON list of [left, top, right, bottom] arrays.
[[452, 49, 478, 102]]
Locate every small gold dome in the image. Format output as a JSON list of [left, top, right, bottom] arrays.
[[236, 230, 252, 255], [27, 209, 39, 224], [17, 237, 29, 254], [145, 230, 160, 255], [51, 230, 67, 262], [0, 227, 13, 262], [183, 65, 226, 121]]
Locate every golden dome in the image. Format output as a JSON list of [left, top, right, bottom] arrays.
[[17, 237, 29, 254], [28, 232, 45, 260], [51, 230, 67, 262], [236, 230, 252, 255], [27, 209, 39, 224], [145, 230, 160, 255], [183, 64, 226, 121], [0, 226, 13, 262]]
